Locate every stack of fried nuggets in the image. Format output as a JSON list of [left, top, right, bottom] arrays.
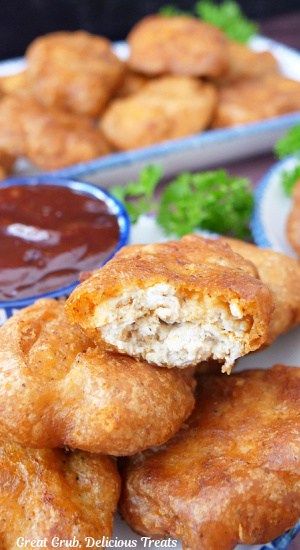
[[0, 235, 300, 549], [1, 14, 300, 177]]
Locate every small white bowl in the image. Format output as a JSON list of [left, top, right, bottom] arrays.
[[252, 156, 299, 256]]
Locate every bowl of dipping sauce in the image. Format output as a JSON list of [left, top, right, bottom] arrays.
[[0, 176, 130, 323]]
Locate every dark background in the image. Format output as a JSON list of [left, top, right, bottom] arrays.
[[1, 0, 300, 59]]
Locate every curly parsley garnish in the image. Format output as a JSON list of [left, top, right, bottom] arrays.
[[275, 124, 300, 160], [112, 166, 254, 239], [274, 125, 300, 195]]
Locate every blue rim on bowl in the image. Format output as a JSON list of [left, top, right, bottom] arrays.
[[0, 175, 130, 311]]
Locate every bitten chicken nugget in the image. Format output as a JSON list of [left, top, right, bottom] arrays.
[[121, 365, 300, 550], [0, 299, 195, 455], [0, 94, 110, 169], [0, 442, 120, 548], [223, 238, 300, 342], [0, 149, 15, 180], [213, 74, 300, 127], [127, 15, 229, 78], [101, 76, 217, 150], [66, 235, 272, 373], [287, 180, 300, 256], [224, 41, 278, 82], [27, 31, 125, 116]]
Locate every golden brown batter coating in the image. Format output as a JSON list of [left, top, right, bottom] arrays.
[[223, 237, 300, 342], [27, 31, 125, 116], [213, 74, 300, 127], [0, 442, 120, 549], [127, 15, 229, 77], [121, 365, 300, 550], [224, 41, 278, 83], [114, 67, 149, 98], [0, 70, 27, 95], [0, 95, 26, 156], [0, 299, 195, 455], [0, 149, 15, 179], [66, 235, 272, 372], [0, 94, 110, 169], [101, 76, 217, 150], [287, 180, 300, 256]]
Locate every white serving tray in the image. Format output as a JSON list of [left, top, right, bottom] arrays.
[[1, 36, 300, 186]]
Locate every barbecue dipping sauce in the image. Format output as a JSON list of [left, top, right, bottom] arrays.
[[0, 184, 120, 300]]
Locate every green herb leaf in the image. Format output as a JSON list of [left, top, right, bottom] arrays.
[[157, 169, 253, 238], [159, 4, 187, 16], [281, 164, 300, 196], [275, 124, 300, 159], [112, 165, 162, 223], [195, 0, 258, 43]]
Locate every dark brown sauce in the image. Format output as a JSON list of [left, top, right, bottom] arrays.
[[0, 184, 120, 300]]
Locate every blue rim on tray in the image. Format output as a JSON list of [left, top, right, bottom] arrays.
[[261, 521, 300, 549]]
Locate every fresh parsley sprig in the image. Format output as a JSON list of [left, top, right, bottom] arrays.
[[274, 125, 300, 196], [112, 165, 254, 239], [195, 1, 258, 43], [157, 169, 253, 238], [275, 124, 300, 159], [112, 165, 162, 223], [159, 1, 258, 43], [159, 5, 188, 16], [281, 165, 300, 196]]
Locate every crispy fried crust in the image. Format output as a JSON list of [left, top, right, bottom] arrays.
[[66, 235, 273, 357], [0, 70, 27, 95], [0, 149, 15, 180], [121, 366, 300, 550], [114, 67, 149, 98], [0, 95, 26, 156], [0, 442, 120, 548], [127, 15, 229, 77], [213, 74, 300, 127], [0, 299, 195, 455], [223, 42, 278, 83], [0, 94, 110, 169], [101, 76, 217, 150], [27, 31, 125, 116], [287, 180, 300, 256], [223, 237, 300, 341]]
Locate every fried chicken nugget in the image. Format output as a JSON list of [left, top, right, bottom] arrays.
[[0, 299, 195, 455], [0, 442, 120, 548], [101, 76, 217, 151], [121, 365, 300, 550], [66, 235, 272, 373], [287, 180, 300, 256], [27, 31, 125, 116], [0, 94, 110, 169], [0, 149, 15, 180], [213, 74, 300, 127], [224, 41, 279, 83], [114, 66, 149, 98], [0, 70, 27, 95], [223, 238, 300, 342], [0, 95, 26, 156], [127, 15, 229, 78]]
